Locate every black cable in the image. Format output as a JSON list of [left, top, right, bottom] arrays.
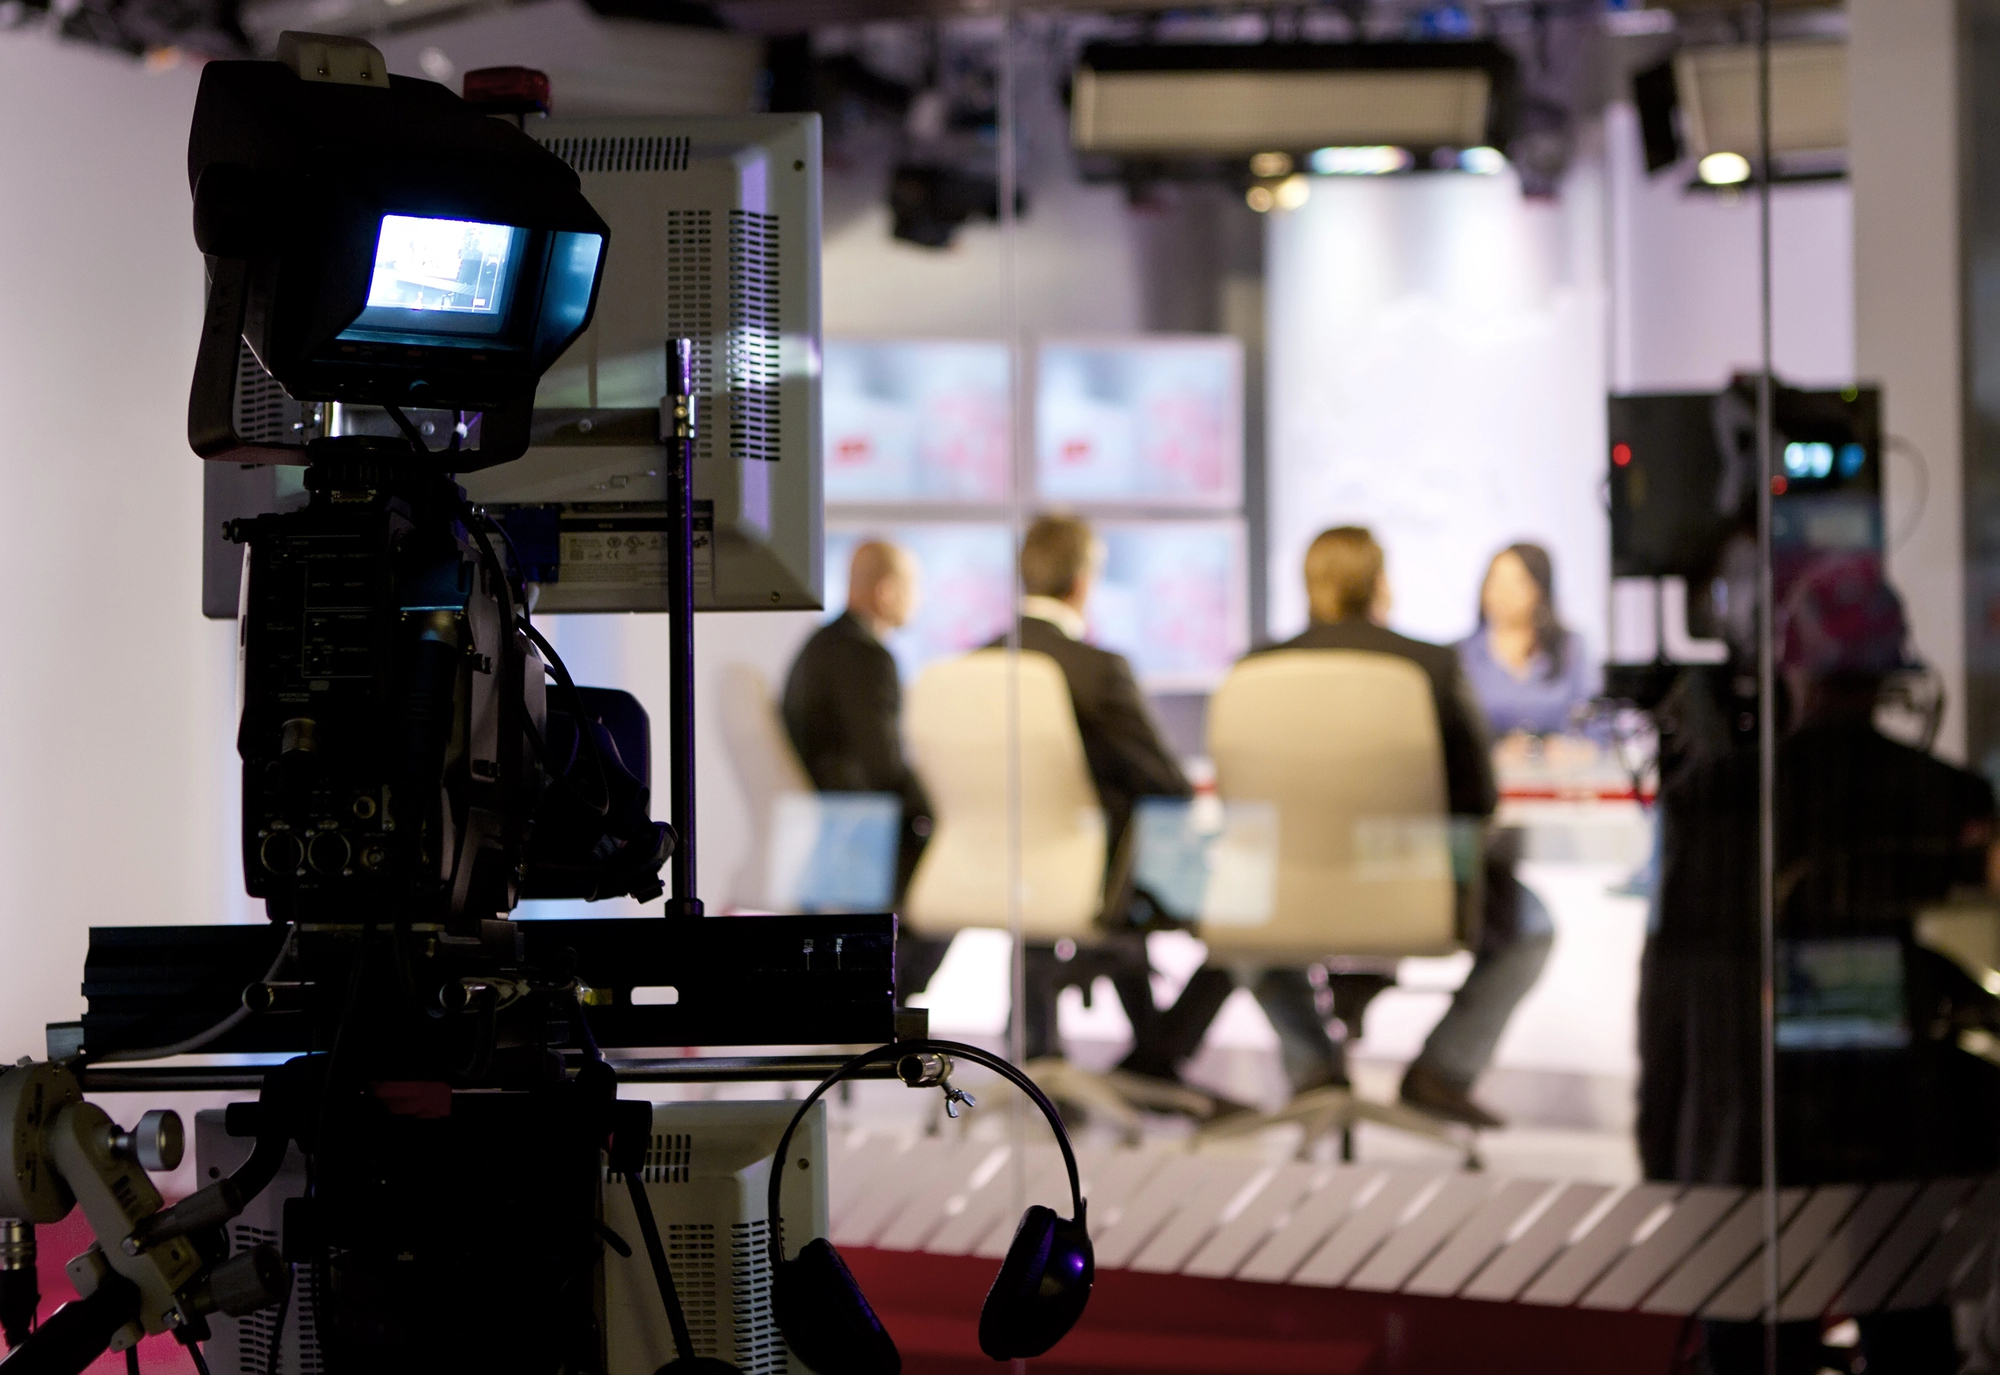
[[469, 504, 530, 610], [569, 1002, 696, 1361], [263, 1268, 291, 1375], [307, 928, 374, 1253], [593, 1222, 632, 1260], [0, 1275, 139, 1375], [520, 621, 612, 809], [461, 505, 613, 818], [81, 928, 297, 1068], [623, 1172, 697, 1365], [181, 1333, 212, 1375], [382, 405, 429, 456], [125, 1344, 139, 1375]]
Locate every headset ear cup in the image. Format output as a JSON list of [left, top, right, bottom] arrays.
[[774, 1238, 901, 1375], [978, 1206, 1095, 1360]]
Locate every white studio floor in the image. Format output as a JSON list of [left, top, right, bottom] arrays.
[[799, 856, 1652, 1184]]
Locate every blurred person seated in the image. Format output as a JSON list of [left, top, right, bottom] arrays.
[[1132, 527, 1554, 1129], [782, 540, 942, 1002], [1457, 542, 1598, 738], [989, 513, 1194, 1071], [1642, 555, 2000, 1375]]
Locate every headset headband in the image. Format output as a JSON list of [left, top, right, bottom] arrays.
[[764, 1038, 1085, 1271]]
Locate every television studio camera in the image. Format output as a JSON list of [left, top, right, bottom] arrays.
[[0, 34, 1092, 1375]]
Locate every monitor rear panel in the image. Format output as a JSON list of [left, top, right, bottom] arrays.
[[203, 113, 824, 617]]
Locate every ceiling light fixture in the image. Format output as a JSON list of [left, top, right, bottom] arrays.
[[1697, 151, 1752, 186], [1459, 145, 1507, 175], [1309, 145, 1413, 176]]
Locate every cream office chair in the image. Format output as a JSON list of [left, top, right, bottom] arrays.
[[714, 662, 813, 912], [904, 649, 1211, 1138], [1193, 648, 1476, 1162]]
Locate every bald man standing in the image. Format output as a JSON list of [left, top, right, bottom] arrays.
[[782, 541, 947, 1000]]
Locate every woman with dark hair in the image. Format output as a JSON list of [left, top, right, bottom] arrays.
[[1456, 542, 1597, 736]]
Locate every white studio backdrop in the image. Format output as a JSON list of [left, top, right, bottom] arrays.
[[0, 36, 237, 1059], [1263, 155, 1612, 660]]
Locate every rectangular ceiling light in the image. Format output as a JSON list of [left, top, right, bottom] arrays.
[[1673, 40, 1847, 157], [1072, 43, 1512, 157]]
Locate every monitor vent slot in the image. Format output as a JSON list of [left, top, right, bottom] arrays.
[[667, 1222, 720, 1355], [727, 211, 781, 464], [228, 1222, 319, 1375], [604, 1132, 691, 1184], [665, 210, 718, 471], [540, 135, 691, 173], [645, 1132, 693, 1184], [233, 341, 304, 448], [731, 1219, 786, 1374]]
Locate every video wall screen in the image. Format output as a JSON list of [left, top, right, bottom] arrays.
[[1091, 519, 1250, 691], [1035, 336, 1243, 509], [822, 340, 1012, 504]]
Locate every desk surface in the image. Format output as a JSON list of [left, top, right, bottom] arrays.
[[1495, 733, 1655, 806]]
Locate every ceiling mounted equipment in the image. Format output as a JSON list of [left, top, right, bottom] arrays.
[[1673, 39, 1846, 160], [1071, 41, 1516, 159]]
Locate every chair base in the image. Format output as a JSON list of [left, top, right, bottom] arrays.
[[1023, 1059, 1229, 1145], [1193, 1084, 1481, 1169]]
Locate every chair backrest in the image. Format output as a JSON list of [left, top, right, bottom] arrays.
[[1204, 649, 1459, 960], [903, 650, 1107, 939], [715, 661, 813, 911]]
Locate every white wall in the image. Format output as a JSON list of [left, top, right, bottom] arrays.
[[822, 191, 1146, 341], [1263, 154, 1611, 655], [1849, 0, 1966, 762], [0, 36, 233, 1059], [1605, 104, 1855, 393]]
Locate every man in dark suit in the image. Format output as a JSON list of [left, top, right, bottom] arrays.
[[1008, 514, 1192, 853], [781, 540, 947, 1002], [1140, 527, 1551, 1128], [990, 514, 1193, 1070]]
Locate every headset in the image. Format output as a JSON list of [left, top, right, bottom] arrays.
[[766, 1039, 1094, 1375]]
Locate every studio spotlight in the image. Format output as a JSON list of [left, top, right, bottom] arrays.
[[1308, 145, 1413, 176], [1459, 145, 1507, 175], [1697, 151, 1752, 186]]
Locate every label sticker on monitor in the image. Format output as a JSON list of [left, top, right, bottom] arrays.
[[368, 215, 518, 316]]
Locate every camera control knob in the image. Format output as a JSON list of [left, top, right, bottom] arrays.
[[308, 831, 352, 876], [112, 1109, 185, 1172], [260, 831, 304, 876]]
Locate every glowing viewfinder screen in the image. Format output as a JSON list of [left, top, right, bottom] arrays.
[[367, 215, 519, 317]]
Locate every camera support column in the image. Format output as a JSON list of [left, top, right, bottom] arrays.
[[662, 339, 703, 917]]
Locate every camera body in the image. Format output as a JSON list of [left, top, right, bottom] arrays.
[[230, 449, 549, 927]]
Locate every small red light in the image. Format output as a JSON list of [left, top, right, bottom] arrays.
[[462, 66, 552, 115], [1771, 476, 1788, 495], [1611, 443, 1632, 467]]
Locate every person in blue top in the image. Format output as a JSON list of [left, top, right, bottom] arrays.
[[1457, 542, 1598, 737]]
